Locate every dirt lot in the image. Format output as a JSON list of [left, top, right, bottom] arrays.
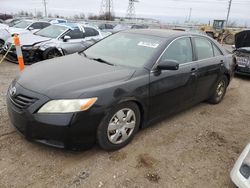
[[0, 59, 250, 188]]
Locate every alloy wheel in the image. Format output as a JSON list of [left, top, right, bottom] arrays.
[[216, 80, 226, 99], [47, 50, 61, 59]]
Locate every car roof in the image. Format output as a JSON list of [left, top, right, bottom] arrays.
[[56, 22, 79, 30], [21, 19, 50, 23], [122, 29, 200, 38]]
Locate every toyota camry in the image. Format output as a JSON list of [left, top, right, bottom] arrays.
[[7, 29, 234, 151]]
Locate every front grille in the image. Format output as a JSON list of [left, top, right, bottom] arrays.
[[9, 94, 37, 109]]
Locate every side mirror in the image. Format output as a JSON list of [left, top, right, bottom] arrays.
[[63, 35, 71, 42], [157, 60, 179, 70], [28, 26, 34, 30]]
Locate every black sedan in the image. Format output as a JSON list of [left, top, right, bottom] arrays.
[[7, 29, 234, 151]]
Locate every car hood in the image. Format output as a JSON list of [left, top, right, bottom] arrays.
[[16, 53, 136, 99], [6, 32, 51, 46], [8, 27, 29, 35], [235, 30, 250, 49], [0, 23, 9, 30]]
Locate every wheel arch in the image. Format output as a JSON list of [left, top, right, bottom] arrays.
[[117, 98, 146, 129], [42, 47, 64, 60]]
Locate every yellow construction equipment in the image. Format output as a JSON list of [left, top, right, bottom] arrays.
[[200, 20, 239, 45]]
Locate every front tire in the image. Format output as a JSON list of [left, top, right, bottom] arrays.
[[43, 48, 62, 60], [97, 102, 141, 151], [208, 75, 228, 104]]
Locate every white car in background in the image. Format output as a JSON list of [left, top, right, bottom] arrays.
[[0, 20, 51, 49], [231, 143, 250, 188]]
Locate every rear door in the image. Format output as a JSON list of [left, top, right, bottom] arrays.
[[84, 27, 102, 41], [192, 37, 225, 102], [149, 37, 198, 120]]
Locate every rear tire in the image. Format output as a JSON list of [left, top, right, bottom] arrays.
[[97, 102, 141, 151], [208, 75, 228, 104]]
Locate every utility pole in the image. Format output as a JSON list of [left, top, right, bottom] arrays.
[[43, 0, 48, 18], [108, 0, 111, 20], [188, 8, 192, 23], [226, 0, 232, 27], [100, 0, 113, 20]]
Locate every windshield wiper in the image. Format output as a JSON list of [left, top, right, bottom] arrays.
[[81, 53, 114, 66], [92, 58, 114, 66]]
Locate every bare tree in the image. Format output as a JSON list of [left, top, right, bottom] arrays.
[[36, 11, 43, 18]]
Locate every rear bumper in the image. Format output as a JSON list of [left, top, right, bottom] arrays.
[[230, 143, 250, 188], [6, 83, 105, 150]]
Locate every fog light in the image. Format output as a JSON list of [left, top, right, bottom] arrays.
[[240, 164, 250, 179]]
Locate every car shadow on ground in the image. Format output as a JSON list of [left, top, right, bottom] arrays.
[[235, 74, 250, 81]]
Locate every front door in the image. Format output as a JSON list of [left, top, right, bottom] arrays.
[[59, 28, 86, 54], [149, 37, 198, 121]]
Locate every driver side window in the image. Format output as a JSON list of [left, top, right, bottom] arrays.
[[160, 37, 193, 64]]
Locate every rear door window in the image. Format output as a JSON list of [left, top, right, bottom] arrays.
[[84, 27, 99, 37], [194, 37, 214, 60], [213, 44, 223, 56], [30, 22, 44, 29]]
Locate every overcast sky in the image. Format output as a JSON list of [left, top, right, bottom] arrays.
[[0, 0, 249, 24]]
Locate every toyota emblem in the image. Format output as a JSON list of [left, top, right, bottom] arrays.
[[10, 87, 16, 97]]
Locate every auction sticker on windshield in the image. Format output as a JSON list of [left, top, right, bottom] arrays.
[[138, 41, 159, 48]]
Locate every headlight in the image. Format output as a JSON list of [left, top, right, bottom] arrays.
[[38, 98, 98, 113], [240, 151, 250, 179], [22, 45, 40, 50]]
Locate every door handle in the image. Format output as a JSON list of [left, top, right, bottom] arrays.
[[191, 68, 197, 72], [191, 68, 197, 76]]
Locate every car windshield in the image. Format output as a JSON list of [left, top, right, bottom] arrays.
[[13, 20, 32, 29], [84, 32, 163, 68], [35, 25, 68, 38]]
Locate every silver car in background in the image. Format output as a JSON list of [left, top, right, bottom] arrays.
[[3, 23, 103, 63]]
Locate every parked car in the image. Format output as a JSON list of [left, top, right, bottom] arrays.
[[98, 23, 115, 31], [131, 24, 149, 29], [3, 23, 103, 63], [5, 18, 22, 27], [7, 30, 233, 150], [234, 30, 250, 76], [231, 142, 250, 188], [111, 24, 131, 33], [0, 20, 51, 49], [43, 18, 67, 24]]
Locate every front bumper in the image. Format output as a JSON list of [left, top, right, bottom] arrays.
[[7, 83, 104, 150], [2, 44, 43, 64], [235, 65, 250, 76], [230, 143, 250, 188]]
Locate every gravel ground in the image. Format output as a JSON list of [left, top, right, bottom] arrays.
[[0, 58, 250, 188]]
